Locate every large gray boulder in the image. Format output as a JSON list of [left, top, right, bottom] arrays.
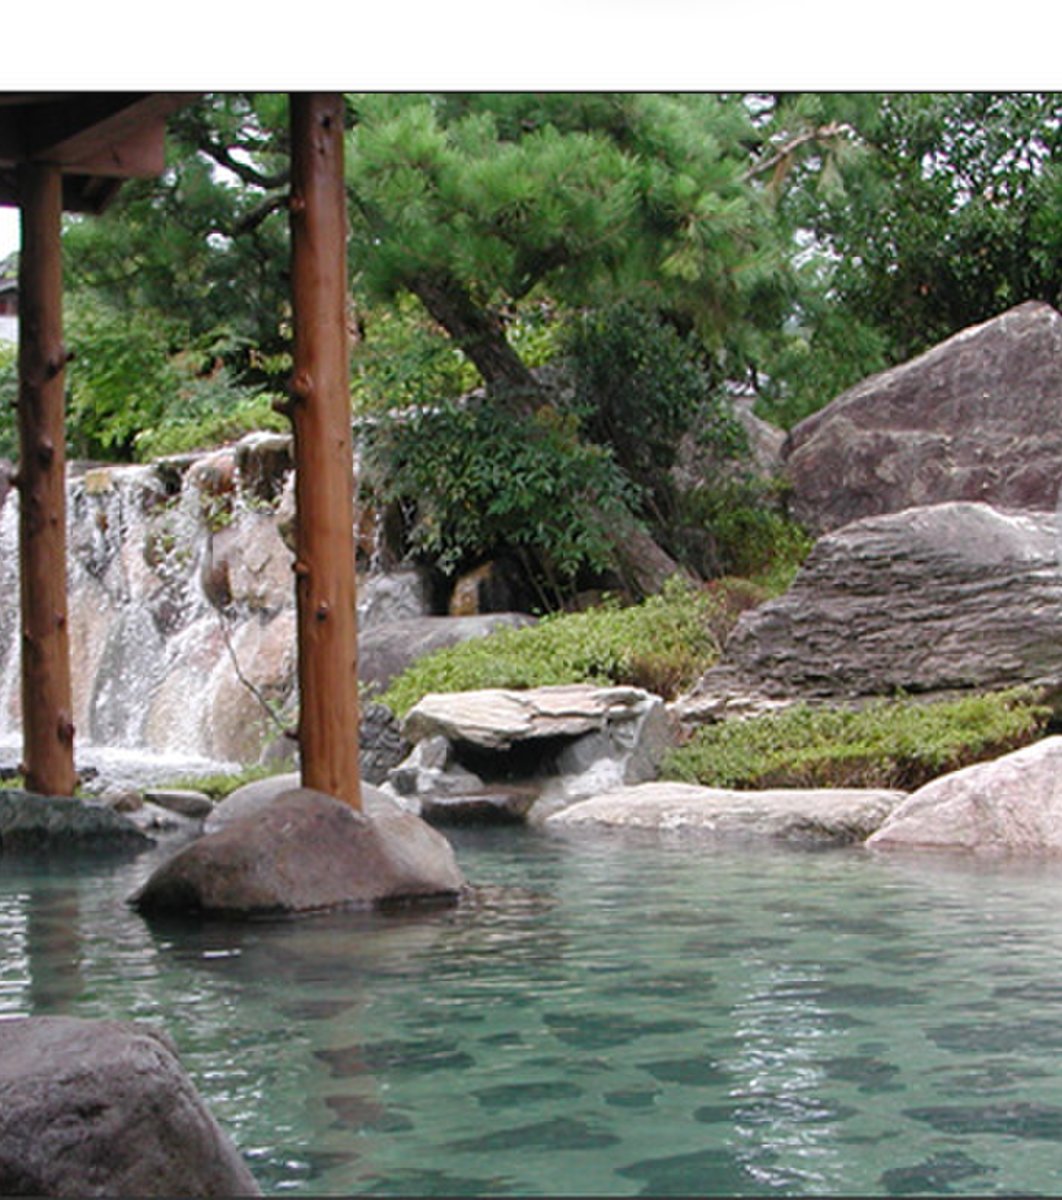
[[0, 1017, 260, 1197], [784, 301, 1062, 533], [676, 502, 1062, 721], [0, 790, 154, 854], [133, 787, 464, 917], [548, 781, 905, 845], [867, 736, 1062, 854]]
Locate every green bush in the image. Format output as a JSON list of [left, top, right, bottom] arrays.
[[361, 396, 633, 598], [0, 341, 16, 458], [562, 301, 746, 529], [379, 578, 741, 716], [662, 688, 1051, 791], [677, 479, 814, 593]]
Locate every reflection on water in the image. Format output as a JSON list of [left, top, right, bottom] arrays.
[[4, 828, 1062, 1196]]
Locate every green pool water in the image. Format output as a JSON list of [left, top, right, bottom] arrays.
[[4, 825, 1062, 1196]]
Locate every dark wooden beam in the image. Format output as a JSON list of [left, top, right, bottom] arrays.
[[16, 162, 76, 796], [288, 93, 362, 810]]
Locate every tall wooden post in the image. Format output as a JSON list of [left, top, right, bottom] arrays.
[[16, 163, 76, 797], [288, 93, 362, 810]]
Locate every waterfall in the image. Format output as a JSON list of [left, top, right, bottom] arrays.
[[0, 433, 437, 786], [0, 439, 299, 780]]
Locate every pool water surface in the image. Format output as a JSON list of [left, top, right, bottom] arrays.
[[3, 825, 1062, 1195]]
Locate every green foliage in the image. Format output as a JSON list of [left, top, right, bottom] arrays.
[[362, 396, 634, 593], [162, 762, 279, 801], [662, 688, 1051, 791], [677, 479, 814, 591], [351, 294, 477, 415], [379, 578, 739, 716], [562, 301, 746, 525], [64, 294, 282, 461], [773, 92, 1062, 369], [0, 341, 16, 458], [133, 390, 286, 461], [346, 93, 785, 393]]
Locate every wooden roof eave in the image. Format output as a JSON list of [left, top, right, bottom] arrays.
[[0, 92, 201, 213]]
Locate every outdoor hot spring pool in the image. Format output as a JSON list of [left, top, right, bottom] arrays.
[[4, 825, 1062, 1196]]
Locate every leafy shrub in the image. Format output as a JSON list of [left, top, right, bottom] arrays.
[[678, 479, 814, 592], [662, 688, 1051, 791], [133, 390, 287, 460], [64, 296, 284, 462], [379, 578, 736, 716], [0, 340, 16, 458], [562, 301, 746, 527], [361, 396, 634, 597]]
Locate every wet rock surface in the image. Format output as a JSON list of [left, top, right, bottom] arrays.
[[0, 790, 154, 854], [390, 685, 672, 823], [0, 1016, 261, 1197]]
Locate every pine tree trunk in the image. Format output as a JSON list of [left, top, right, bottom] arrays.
[[17, 163, 76, 797], [288, 93, 362, 810], [410, 271, 543, 414]]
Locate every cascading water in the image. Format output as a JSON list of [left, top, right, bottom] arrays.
[[0, 431, 439, 789], [0, 438, 303, 785]]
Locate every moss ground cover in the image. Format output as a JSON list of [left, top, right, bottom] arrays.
[[661, 688, 1052, 791], [378, 579, 761, 717]]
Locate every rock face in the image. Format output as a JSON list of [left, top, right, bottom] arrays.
[[0, 791, 154, 854], [390, 685, 672, 822], [677, 502, 1062, 719], [0, 1016, 260, 1197], [867, 736, 1062, 854], [784, 301, 1062, 533], [547, 781, 905, 845], [134, 787, 464, 916]]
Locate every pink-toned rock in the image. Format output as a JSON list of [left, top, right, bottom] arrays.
[[867, 736, 1062, 854], [0, 1017, 260, 1196], [784, 301, 1062, 533], [132, 787, 464, 916]]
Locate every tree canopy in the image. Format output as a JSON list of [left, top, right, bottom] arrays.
[[9, 90, 1056, 599]]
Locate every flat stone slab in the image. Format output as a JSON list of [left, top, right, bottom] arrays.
[[867, 735, 1062, 855], [0, 790, 154, 854], [0, 1016, 260, 1196], [420, 787, 538, 827], [547, 781, 906, 845], [133, 787, 464, 917], [403, 684, 659, 750], [143, 788, 213, 819]]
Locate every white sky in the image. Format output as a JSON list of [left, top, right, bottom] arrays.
[[0, 210, 18, 260], [0, 0, 1050, 260]]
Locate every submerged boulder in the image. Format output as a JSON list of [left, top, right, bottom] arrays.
[[133, 787, 464, 917], [0, 1016, 260, 1197], [867, 736, 1062, 855], [784, 301, 1062, 533], [676, 502, 1062, 721], [547, 781, 905, 845]]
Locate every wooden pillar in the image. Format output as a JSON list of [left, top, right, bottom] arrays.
[[288, 93, 362, 810], [16, 163, 76, 796]]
